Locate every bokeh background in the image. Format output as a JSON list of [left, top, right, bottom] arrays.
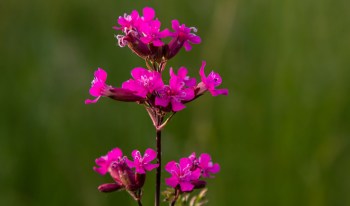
[[1, 0, 350, 205]]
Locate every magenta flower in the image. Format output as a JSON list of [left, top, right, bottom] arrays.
[[198, 61, 229, 96], [93, 147, 123, 175], [155, 68, 195, 112], [126, 148, 159, 174], [122, 67, 164, 98], [115, 10, 140, 32], [170, 67, 197, 87], [198, 153, 220, 178], [85, 68, 111, 104], [165, 158, 202, 192], [140, 19, 171, 46], [170, 19, 201, 51]]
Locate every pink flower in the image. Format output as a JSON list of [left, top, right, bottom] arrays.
[[140, 19, 171, 46], [170, 19, 201, 51], [126, 148, 159, 174], [93, 147, 123, 175], [85, 68, 145, 104], [165, 158, 202, 192], [122, 67, 164, 98], [85, 68, 111, 104], [170, 67, 197, 87], [115, 10, 140, 33], [155, 67, 195, 112], [198, 61, 228, 96], [198, 153, 220, 178]]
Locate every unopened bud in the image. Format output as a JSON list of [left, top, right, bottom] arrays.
[[98, 183, 124, 193]]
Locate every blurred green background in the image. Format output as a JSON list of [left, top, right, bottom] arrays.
[[1, 0, 350, 205]]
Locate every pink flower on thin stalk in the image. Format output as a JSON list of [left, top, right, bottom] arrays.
[[198, 61, 228, 96], [122, 67, 164, 98], [85, 68, 111, 104], [165, 158, 202, 192], [126, 148, 159, 174]]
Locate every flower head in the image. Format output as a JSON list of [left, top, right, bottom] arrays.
[[198, 61, 228, 96], [93, 147, 123, 175], [155, 67, 195, 112], [170, 19, 201, 51], [122, 67, 164, 98], [140, 19, 171, 47], [198, 153, 220, 178], [126, 148, 159, 174], [85, 68, 111, 104], [165, 158, 202, 192]]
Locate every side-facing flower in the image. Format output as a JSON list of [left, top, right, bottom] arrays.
[[166, 20, 201, 59], [165, 158, 202, 192], [85, 68, 111, 104], [155, 67, 195, 112], [94, 147, 123, 175], [122, 67, 164, 98], [198, 61, 229, 96], [198, 153, 220, 178], [85, 68, 145, 104], [126, 148, 159, 174]]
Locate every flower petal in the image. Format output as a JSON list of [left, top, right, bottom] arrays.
[[165, 161, 177, 173], [144, 163, 159, 171], [143, 148, 157, 163], [179, 182, 194, 192], [166, 176, 179, 188]]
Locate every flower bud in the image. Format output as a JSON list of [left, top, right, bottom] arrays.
[[98, 183, 124, 193], [107, 88, 145, 102]]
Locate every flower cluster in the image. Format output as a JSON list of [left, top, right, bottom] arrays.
[[94, 148, 158, 195], [165, 153, 220, 192], [113, 7, 201, 61], [85, 61, 228, 113]]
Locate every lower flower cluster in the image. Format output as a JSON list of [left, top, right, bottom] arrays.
[[94, 148, 158, 195], [165, 153, 220, 192]]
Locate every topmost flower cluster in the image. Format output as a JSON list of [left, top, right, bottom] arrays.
[[114, 7, 201, 62]]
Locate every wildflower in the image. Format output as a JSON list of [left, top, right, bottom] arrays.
[[155, 67, 195, 112], [93, 147, 123, 175], [169, 67, 197, 88], [165, 158, 202, 192], [140, 19, 171, 47], [198, 153, 220, 178], [126, 148, 159, 174], [85, 68, 111, 104], [167, 20, 201, 59], [122, 67, 164, 98], [198, 61, 228, 96]]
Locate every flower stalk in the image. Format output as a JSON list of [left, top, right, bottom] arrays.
[[86, 6, 228, 206]]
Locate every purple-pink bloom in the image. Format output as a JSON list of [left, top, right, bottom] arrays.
[[155, 67, 195, 112], [122, 67, 164, 98], [93, 147, 123, 175], [170, 67, 197, 87], [170, 19, 201, 51], [198, 61, 228, 96], [126, 148, 159, 174], [198, 153, 220, 178], [140, 19, 171, 46], [165, 158, 202, 192], [85, 68, 112, 104]]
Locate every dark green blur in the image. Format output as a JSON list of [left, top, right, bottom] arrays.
[[1, 0, 349, 205]]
